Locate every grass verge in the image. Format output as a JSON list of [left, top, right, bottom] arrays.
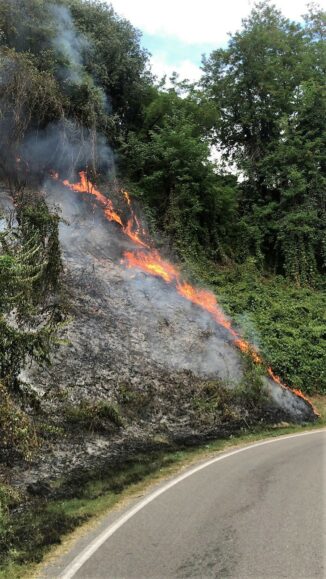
[[0, 395, 324, 579]]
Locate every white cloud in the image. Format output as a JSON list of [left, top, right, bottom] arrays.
[[150, 55, 202, 82], [110, 0, 311, 45]]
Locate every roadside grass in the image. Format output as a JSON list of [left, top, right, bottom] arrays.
[[0, 396, 324, 579]]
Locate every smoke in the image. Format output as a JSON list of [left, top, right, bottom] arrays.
[[49, 3, 89, 85], [0, 2, 315, 423], [236, 312, 261, 350], [19, 120, 115, 179], [48, 3, 109, 109], [8, 2, 111, 179]]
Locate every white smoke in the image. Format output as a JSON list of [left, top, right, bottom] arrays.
[[49, 4, 89, 85]]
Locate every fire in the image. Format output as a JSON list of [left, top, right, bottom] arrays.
[[177, 281, 232, 331], [55, 170, 318, 416], [62, 172, 123, 227], [123, 191, 131, 206], [60, 172, 151, 246], [233, 339, 262, 364], [124, 211, 149, 248], [124, 250, 179, 283]]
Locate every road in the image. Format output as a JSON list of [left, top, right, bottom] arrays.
[[55, 430, 325, 579]]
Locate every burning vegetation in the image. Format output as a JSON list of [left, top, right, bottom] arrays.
[[0, 1, 324, 573], [54, 171, 318, 418]]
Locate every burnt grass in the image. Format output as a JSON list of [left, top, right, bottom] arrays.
[[0, 415, 286, 571], [0, 367, 319, 574], [0, 188, 319, 573]]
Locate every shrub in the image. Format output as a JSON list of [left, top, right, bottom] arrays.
[[64, 400, 124, 432], [0, 382, 38, 464]]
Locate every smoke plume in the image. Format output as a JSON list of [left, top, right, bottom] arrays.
[[49, 3, 89, 84]]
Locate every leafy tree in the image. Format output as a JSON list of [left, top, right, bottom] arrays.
[[0, 0, 152, 178], [68, 0, 153, 137], [202, 1, 325, 283], [123, 86, 239, 259]]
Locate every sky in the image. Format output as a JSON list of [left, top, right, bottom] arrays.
[[108, 0, 318, 81]]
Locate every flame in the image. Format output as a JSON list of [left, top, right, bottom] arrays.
[[124, 250, 179, 283], [123, 191, 131, 206], [233, 339, 263, 364], [124, 252, 263, 362], [60, 172, 151, 246], [55, 170, 318, 416], [124, 213, 149, 249], [62, 172, 123, 227], [267, 367, 318, 413]]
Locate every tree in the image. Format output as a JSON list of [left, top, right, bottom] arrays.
[[0, 0, 152, 178], [201, 1, 325, 282], [122, 85, 239, 259]]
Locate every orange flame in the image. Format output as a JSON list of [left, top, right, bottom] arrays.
[[62, 172, 123, 227], [60, 172, 151, 246], [123, 191, 131, 206], [124, 213, 149, 249], [124, 250, 179, 283], [55, 171, 318, 416]]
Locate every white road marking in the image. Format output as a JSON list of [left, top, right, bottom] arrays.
[[59, 428, 325, 579]]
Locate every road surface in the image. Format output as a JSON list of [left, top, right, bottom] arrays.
[[53, 430, 325, 579]]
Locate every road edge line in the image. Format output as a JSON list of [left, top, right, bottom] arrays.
[[59, 428, 325, 579]]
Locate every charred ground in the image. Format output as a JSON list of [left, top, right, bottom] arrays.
[[0, 0, 325, 574]]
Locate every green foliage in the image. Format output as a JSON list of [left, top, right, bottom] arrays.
[[0, 197, 62, 464], [68, 0, 152, 135], [0, 0, 152, 178], [0, 382, 38, 464], [205, 260, 326, 394], [202, 1, 326, 283], [0, 499, 84, 570], [123, 86, 239, 260], [0, 200, 61, 387], [0, 194, 61, 464], [64, 400, 124, 432]]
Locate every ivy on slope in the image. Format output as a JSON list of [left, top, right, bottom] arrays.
[[187, 257, 326, 395]]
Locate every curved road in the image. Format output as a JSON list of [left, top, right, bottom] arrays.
[[55, 430, 325, 579]]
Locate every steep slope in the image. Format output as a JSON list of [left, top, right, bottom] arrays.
[[9, 177, 313, 489]]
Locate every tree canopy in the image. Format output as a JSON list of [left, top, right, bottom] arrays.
[[202, 1, 326, 283], [0, 0, 325, 398]]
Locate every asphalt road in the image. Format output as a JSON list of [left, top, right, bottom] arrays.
[[57, 430, 325, 579]]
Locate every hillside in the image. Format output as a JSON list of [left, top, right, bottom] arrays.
[[0, 0, 324, 573]]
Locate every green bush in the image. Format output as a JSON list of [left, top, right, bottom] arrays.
[[64, 400, 124, 432], [0, 383, 38, 464], [209, 261, 326, 394]]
